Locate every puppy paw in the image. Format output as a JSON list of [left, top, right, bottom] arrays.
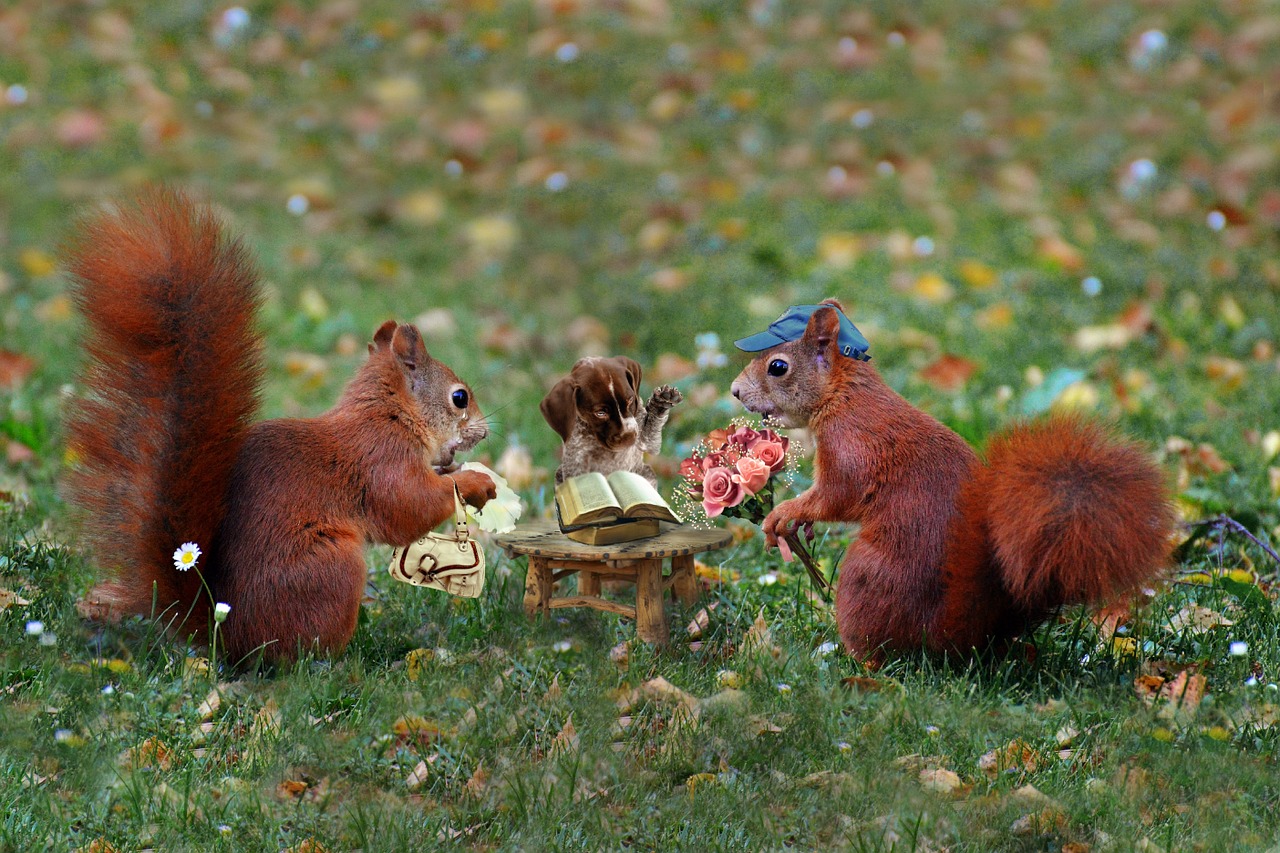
[[648, 384, 683, 411]]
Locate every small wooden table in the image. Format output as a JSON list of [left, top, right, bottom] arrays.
[[495, 519, 733, 645]]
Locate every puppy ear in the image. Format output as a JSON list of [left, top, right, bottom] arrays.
[[802, 306, 841, 367], [613, 357, 643, 394], [370, 320, 398, 354], [540, 377, 579, 442], [390, 323, 429, 373]]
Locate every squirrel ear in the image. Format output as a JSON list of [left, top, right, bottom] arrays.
[[802, 306, 841, 366], [390, 323, 428, 373], [614, 357, 643, 394], [540, 377, 579, 442], [371, 320, 398, 354], [819, 296, 846, 313]]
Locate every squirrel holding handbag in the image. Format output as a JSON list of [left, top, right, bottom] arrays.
[[65, 189, 497, 664], [730, 299, 1176, 662]]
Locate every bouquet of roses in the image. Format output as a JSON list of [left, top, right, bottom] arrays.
[[674, 420, 829, 596]]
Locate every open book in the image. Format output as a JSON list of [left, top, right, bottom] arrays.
[[555, 471, 680, 544]]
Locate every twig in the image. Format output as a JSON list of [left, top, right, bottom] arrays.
[[1212, 513, 1280, 570]]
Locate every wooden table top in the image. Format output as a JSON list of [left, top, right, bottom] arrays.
[[495, 518, 734, 561]]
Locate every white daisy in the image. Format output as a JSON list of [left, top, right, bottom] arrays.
[[213, 602, 231, 623], [173, 542, 201, 572]]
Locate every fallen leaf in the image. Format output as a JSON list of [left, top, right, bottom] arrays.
[[121, 737, 173, 771], [919, 354, 977, 392], [979, 739, 1043, 777], [549, 715, 578, 757], [918, 767, 965, 795], [1167, 605, 1234, 634], [841, 676, 886, 692], [0, 589, 31, 610], [911, 272, 955, 305], [686, 607, 710, 637], [0, 350, 36, 389], [405, 757, 436, 789]]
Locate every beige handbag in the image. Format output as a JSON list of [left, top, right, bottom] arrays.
[[388, 480, 485, 598]]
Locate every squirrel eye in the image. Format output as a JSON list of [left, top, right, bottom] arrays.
[[451, 388, 469, 409], [595, 409, 609, 419], [767, 359, 789, 377]]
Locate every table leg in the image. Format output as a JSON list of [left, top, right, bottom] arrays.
[[579, 569, 601, 597], [635, 558, 668, 646], [523, 556, 552, 617], [671, 554, 698, 605]]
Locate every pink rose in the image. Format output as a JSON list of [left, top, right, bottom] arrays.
[[729, 425, 761, 451], [701, 466, 744, 517], [733, 456, 770, 494], [701, 450, 727, 472], [752, 440, 786, 473], [679, 456, 703, 482]]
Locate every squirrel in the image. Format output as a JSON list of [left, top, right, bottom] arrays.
[[730, 299, 1176, 662], [64, 189, 497, 665]]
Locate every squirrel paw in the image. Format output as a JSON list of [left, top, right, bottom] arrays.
[[452, 470, 497, 509], [648, 384, 683, 411], [762, 499, 811, 549]]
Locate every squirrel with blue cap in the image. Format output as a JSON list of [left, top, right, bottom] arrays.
[[731, 298, 1175, 664]]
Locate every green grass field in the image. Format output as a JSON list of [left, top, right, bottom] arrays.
[[3, 1, 1280, 849]]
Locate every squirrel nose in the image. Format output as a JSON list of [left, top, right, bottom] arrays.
[[731, 384, 742, 400]]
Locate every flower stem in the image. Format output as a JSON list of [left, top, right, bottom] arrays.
[[783, 533, 831, 602]]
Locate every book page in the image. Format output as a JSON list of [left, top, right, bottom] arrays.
[[606, 471, 681, 522], [556, 472, 622, 526]]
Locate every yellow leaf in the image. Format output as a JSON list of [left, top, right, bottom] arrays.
[[1217, 296, 1246, 329], [393, 715, 442, 740], [816, 233, 861, 269], [405, 647, 435, 682], [911, 272, 954, 305], [19, 249, 57, 278], [958, 259, 997, 289], [686, 772, 718, 797], [975, 302, 1014, 330]]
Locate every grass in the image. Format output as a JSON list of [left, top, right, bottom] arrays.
[[3, 0, 1280, 848]]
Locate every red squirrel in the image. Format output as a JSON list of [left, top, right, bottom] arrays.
[[64, 189, 497, 664], [730, 299, 1175, 661]]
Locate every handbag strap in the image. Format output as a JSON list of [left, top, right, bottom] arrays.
[[446, 476, 470, 544]]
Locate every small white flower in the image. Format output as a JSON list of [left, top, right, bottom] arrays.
[[217, 824, 232, 837], [1245, 677, 1259, 687], [1229, 641, 1248, 657], [758, 572, 778, 586], [102, 684, 115, 695], [39, 632, 57, 647], [924, 724, 941, 736], [552, 640, 572, 653], [837, 741, 852, 754], [214, 602, 231, 623], [53, 729, 74, 743], [173, 542, 201, 572], [25, 620, 44, 636], [776, 682, 792, 695], [816, 641, 839, 656]]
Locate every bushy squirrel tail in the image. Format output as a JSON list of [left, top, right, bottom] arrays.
[[980, 415, 1176, 613], [65, 188, 263, 629]]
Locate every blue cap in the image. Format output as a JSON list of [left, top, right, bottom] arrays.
[[734, 303, 871, 361]]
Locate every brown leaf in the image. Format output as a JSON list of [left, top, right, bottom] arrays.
[[918, 767, 965, 796], [841, 676, 886, 692], [978, 739, 1043, 777], [919, 354, 977, 392], [0, 350, 35, 390], [1134, 674, 1166, 705], [0, 589, 31, 610], [549, 715, 578, 757], [405, 757, 436, 789]]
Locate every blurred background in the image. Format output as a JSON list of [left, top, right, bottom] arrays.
[[2, 0, 1278, 511]]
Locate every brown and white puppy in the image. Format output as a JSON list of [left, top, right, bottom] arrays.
[[541, 356, 682, 485]]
